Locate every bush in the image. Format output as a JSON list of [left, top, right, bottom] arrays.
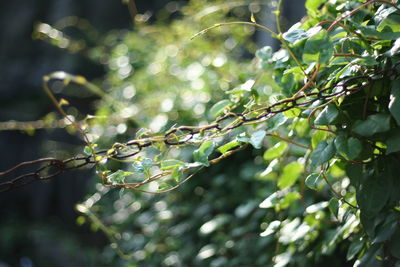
[[4, 0, 400, 266]]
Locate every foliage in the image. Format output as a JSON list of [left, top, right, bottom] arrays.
[[26, 0, 400, 266]]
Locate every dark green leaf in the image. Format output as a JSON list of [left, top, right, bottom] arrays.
[[305, 173, 322, 190], [355, 244, 384, 267], [328, 198, 339, 218], [389, 80, 400, 125], [390, 231, 400, 259], [373, 213, 398, 243], [334, 135, 362, 160], [352, 114, 391, 137], [346, 163, 363, 187], [311, 141, 336, 167], [314, 105, 339, 125], [303, 28, 334, 64], [357, 172, 391, 218], [346, 238, 364, 261], [386, 128, 400, 154]]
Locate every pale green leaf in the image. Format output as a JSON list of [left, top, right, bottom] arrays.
[[263, 142, 288, 160], [209, 100, 232, 117], [278, 162, 304, 189], [250, 130, 266, 149]]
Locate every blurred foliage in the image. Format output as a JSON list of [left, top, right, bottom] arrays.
[[9, 0, 400, 266]]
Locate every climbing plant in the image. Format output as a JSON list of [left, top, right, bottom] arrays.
[[2, 0, 400, 266]]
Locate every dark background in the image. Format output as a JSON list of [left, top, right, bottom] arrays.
[[0, 1, 304, 266]]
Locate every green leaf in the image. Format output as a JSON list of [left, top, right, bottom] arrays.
[[282, 29, 308, 44], [355, 244, 384, 267], [303, 28, 334, 64], [141, 158, 153, 169], [334, 135, 362, 160], [357, 172, 391, 218], [305, 173, 322, 190], [256, 46, 272, 60], [346, 238, 364, 261], [266, 113, 288, 133], [311, 130, 328, 149], [305, 0, 325, 15], [260, 220, 281, 237], [373, 213, 398, 243], [263, 142, 288, 160], [107, 170, 132, 184], [314, 105, 339, 125], [390, 231, 400, 259], [158, 183, 172, 191], [328, 198, 339, 218], [209, 100, 232, 117], [278, 162, 304, 189], [249, 130, 266, 149], [171, 167, 183, 183], [352, 114, 391, 137], [346, 163, 362, 187], [84, 146, 94, 156], [132, 162, 145, 173], [311, 141, 336, 167], [217, 140, 240, 154], [161, 159, 185, 170], [283, 108, 301, 118], [387, 128, 400, 154], [259, 191, 279, 208], [389, 81, 400, 125], [193, 140, 215, 166]]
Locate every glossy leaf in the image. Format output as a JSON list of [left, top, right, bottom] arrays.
[[334, 135, 362, 160], [373, 213, 398, 243], [305, 173, 322, 190], [193, 140, 215, 166], [389, 81, 400, 125], [314, 105, 339, 125], [311, 141, 336, 167], [249, 130, 266, 149], [282, 29, 308, 44]]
